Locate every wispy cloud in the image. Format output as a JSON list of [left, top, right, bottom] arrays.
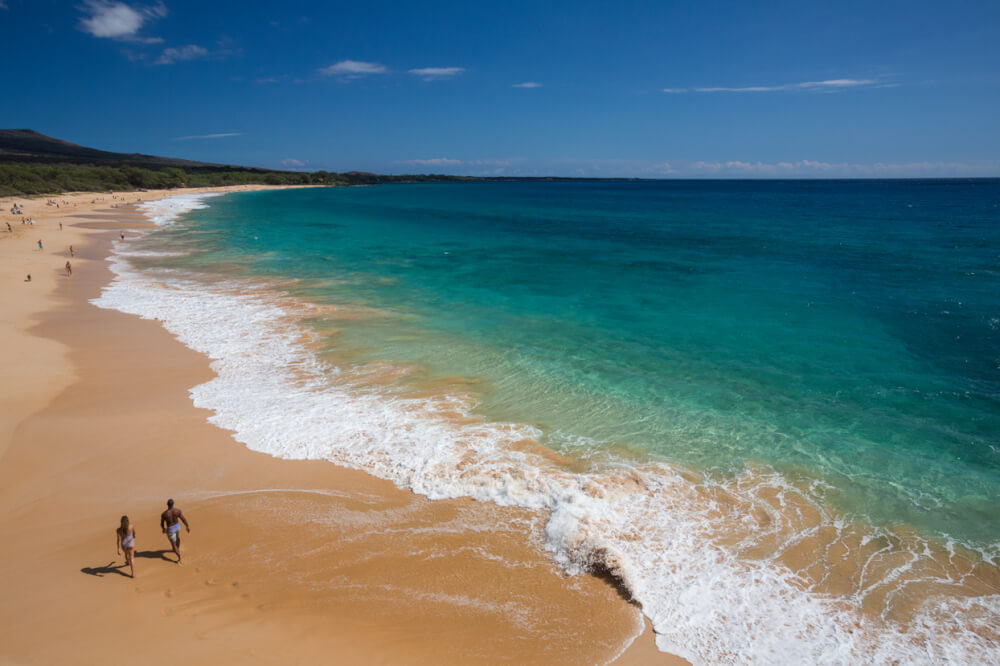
[[461, 157, 996, 179], [399, 158, 464, 166], [173, 132, 243, 140], [397, 158, 515, 170], [155, 38, 240, 65], [155, 44, 208, 65], [0, 2, 8, 10], [686, 159, 990, 177], [409, 67, 465, 80], [78, 0, 166, 43], [319, 60, 388, 78], [512, 82, 542, 89], [281, 158, 306, 167], [664, 78, 881, 94]]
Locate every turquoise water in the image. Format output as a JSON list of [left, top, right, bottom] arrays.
[[157, 180, 1000, 546]]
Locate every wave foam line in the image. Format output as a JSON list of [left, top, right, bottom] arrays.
[[137, 192, 223, 227], [90, 194, 1000, 665]]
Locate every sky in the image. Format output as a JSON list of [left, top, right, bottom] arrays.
[[1, 0, 998, 177]]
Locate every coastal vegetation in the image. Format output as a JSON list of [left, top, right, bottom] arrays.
[[1, 162, 304, 195], [0, 161, 474, 196], [0, 129, 468, 196]]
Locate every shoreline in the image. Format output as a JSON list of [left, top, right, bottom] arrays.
[[0, 187, 684, 664]]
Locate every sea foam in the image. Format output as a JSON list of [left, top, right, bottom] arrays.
[[92, 193, 1000, 665], [137, 192, 222, 227]]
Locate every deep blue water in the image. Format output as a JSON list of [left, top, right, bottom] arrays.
[[163, 180, 1000, 544]]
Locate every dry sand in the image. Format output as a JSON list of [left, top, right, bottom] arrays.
[[0, 188, 686, 664]]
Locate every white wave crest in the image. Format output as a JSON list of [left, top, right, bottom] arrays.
[[138, 192, 222, 227]]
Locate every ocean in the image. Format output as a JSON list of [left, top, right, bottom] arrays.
[[94, 180, 1000, 663]]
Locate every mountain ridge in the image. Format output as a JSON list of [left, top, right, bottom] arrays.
[[0, 129, 235, 170]]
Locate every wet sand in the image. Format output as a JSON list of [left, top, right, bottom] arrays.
[[0, 189, 685, 664]]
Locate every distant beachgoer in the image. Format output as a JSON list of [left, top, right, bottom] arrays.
[[59, 222, 63, 230], [5, 222, 10, 232], [25, 274, 31, 282], [116, 515, 137, 578], [120, 232, 125, 241], [69, 245, 74, 257], [65, 261, 72, 275], [37, 239, 43, 250], [160, 499, 190, 563]]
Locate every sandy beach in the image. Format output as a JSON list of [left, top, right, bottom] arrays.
[[0, 187, 685, 665]]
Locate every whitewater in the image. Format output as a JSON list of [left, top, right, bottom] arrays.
[[92, 193, 1000, 665]]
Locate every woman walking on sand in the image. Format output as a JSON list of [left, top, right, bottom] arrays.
[[116, 515, 136, 578]]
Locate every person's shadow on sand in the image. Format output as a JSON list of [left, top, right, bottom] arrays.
[[81, 550, 174, 577], [134, 549, 174, 562], [81, 562, 130, 578]]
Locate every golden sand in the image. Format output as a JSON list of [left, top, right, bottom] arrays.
[[0, 188, 685, 665]]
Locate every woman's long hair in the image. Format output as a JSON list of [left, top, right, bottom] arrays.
[[119, 515, 130, 535]]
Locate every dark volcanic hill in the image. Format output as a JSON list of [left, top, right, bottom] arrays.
[[0, 129, 224, 169]]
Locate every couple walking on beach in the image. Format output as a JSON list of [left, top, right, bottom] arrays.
[[115, 499, 190, 578]]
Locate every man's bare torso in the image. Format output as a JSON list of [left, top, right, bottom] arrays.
[[162, 507, 184, 526]]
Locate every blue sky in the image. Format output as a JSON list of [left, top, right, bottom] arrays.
[[1, 0, 998, 177]]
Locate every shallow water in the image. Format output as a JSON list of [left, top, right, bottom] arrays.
[[95, 182, 1000, 663]]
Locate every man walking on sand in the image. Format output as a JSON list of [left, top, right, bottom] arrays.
[[160, 498, 190, 563]]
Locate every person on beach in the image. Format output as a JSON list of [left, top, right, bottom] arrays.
[[25, 274, 31, 282], [65, 261, 72, 276], [37, 239, 43, 250], [69, 245, 74, 257], [59, 222, 63, 230], [120, 232, 125, 241], [116, 515, 136, 578], [160, 499, 190, 563]]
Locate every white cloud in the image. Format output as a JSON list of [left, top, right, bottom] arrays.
[[471, 159, 514, 167], [400, 158, 464, 166], [396, 158, 517, 171], [78, 1, 165, 42], [173, 132, 242, 140], [661, 88, 689, 93], [512, 82, 542, 88], [409, 67, 465, 80], [694, 86, 780, 93], [319, 60, 388, 77], [644, 162, 675, 175], [687, 159, 988, 177], [498, 157, 995, 178], [692, 78, 878, 93], [155, 44, 208, 64], [281, 158, 306, 167]]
